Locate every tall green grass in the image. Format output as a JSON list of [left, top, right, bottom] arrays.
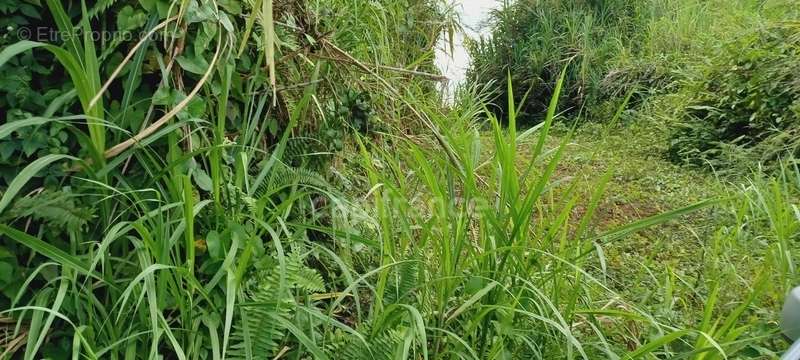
[[0, 0, 797, 358], [468, 0, 800, 126], [467, 0, 650, 123], [335, 74, 763, 358], [0, 0, 450, 357]]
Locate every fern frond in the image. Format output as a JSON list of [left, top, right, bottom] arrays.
[[3, 190, 93, 231], [328, 326, 406, 360], [292, 266, 326, 293], [229, 249, 327, 358], [383, 261, 418, 305], [88, 0, 120, 19], [251, 161, 333, 199]]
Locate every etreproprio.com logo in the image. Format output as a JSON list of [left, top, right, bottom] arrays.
[[9, 26, 163, 42]]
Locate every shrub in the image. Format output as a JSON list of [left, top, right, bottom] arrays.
[[668, 25, 800, 168], [467, 0, 649, 124], [0, 0, 451, 357]]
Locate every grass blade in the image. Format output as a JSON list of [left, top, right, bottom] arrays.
[[0, 224, 95, 278], [0, 154, 76, 214]]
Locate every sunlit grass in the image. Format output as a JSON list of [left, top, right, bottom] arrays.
[[0, 0, 797, 358]]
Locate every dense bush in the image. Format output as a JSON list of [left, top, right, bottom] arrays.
[[668, 25, 800, 167], [467, 0, 800, 128], [467, 0, 650, 124], [3, 0, 800, 357], [0, 0, 450, 357]]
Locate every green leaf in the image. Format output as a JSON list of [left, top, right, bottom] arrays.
[[623, 330, 693, 359], [21, 131, 47, 156], [0, 261, 13, 285], [152, 86, 175, 105], [0, 41, 48, 68], [0, 154, 75, 214], [176, 53, 210, 75], [218, 12, 235, 32], [138, 0, 171, 18], [0, 40, 103, 155], [117, 5, 147, 31], [206, 230, 222, 260], [0, 117, 59, 140], [0, 224, 95, 278], [446, 281, 499, 322], [271, 314, 330, 360], [218, 0, 242, 15], [193, 167, 213, 192], [25, 268, 69, 359], [185, 0, 216, 23], [0, 142, 15, 161], [45, 0, 82, 57], [185, 95, 206, 118], [594, 198, 721, 244]]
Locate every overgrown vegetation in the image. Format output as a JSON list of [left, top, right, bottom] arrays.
[[465, 0, 800, 357], [0, 0, 799, 358], [668, 24, 800, 168], [469, 0, 800, 148], [467, 0, 651, 122]]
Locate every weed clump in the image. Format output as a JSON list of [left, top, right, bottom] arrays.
[[668, 25, 800, 167], [467, 0, 649, 124]]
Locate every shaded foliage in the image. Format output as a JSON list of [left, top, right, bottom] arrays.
[[467, 0, 649, 124], [668, 25, 800, 167]]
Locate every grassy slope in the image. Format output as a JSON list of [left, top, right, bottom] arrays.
[[506, 113, 790, 356], [443, 0, 799, 355], [548, 119, 724, 279]]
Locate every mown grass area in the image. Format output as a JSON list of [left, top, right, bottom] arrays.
[[547, 119, 723, 261]]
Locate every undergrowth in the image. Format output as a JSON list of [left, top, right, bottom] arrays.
[[0, 0, 798, 359]]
